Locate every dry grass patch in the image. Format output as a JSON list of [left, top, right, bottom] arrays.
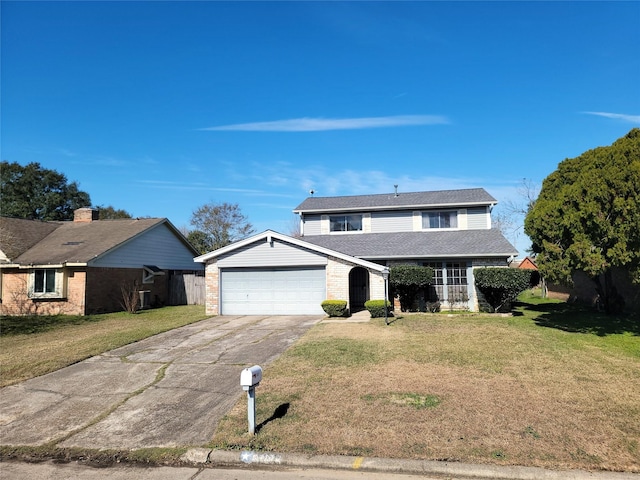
[[211, 300, 640, 473], [0, 305, 209, 387]]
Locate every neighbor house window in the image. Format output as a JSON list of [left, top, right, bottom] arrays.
[[142, 265, 165, 284], [330, 215, 362, 232], [422, 211, 458, 229], [29, 268, 65, 299]]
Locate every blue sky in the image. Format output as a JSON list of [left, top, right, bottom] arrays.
[[2, 1, 639, 255]]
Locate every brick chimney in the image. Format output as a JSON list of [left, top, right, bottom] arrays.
[[74, 207, 99, 223]]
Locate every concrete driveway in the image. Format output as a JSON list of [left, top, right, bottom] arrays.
[[0, 315, 322, 450]]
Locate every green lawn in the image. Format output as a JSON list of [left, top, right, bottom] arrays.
[[212, 292, 640, 473]]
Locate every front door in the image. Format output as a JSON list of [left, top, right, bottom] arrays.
[[349, 267, 369, 312]]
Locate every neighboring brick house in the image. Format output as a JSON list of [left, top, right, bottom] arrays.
[[0, 208, 203, 315], [196, 188, 518, 315]]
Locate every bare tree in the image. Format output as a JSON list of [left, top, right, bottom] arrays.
[[190, 202, 254, 251], [493, 178, 539, 252]]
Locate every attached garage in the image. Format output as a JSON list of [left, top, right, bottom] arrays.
[[195, 230, 389, 317], [220, 267, 326, 315]]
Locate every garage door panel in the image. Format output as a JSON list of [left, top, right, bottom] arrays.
[[221, 267, 326, 315]]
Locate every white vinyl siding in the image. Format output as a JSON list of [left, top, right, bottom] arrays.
[[371, 211, 413, 233], [92, 224, 200, 270], [467, 207, 490, 229], [302, 205, 491, 235], [302, 214, 323, 236], [220, 267, 326, 315], [218, 238, 327, 268]]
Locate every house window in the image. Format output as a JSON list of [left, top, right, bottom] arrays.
[[422, 211, 458, 229], [29, 268, 65, 299], [143, 265, 165, 284], [425, 262, 444, 301], [330, 215, 362, 232], [422, 261, 468, 305]]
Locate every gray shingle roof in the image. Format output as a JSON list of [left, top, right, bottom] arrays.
[[294, 188, 497, 213], [4, 218, 169, 265], [301, 229, 518, 258]]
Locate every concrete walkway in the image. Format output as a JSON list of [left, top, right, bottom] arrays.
[[0, 315, 322, 449]]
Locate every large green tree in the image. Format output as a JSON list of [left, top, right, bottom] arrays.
[[190, 202, 254, 252], [524, 129, 640, 313], [96, 205, 133, 219], [0, 161, 91, 220]]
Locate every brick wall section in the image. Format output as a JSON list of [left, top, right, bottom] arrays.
[[326, 256, 387, 311], [326, 257, 352, 305], [0, 266, 172, 316], [0, 268, 86, 315], [204, 260, 220, 316], [85, 267, 169, 314]]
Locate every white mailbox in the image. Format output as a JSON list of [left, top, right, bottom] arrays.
[[240, 365, 263, 391]]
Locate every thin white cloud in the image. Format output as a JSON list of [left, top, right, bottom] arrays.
[[200, 115, 449, 132], [583, 111, 640, 124]]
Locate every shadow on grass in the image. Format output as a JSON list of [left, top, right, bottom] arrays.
[[0, 314, 104, 336], [256, 403, 290, 434], [515, 301, 640, 336]]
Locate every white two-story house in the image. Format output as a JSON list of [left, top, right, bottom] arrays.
[[196, 188, 518, 316]]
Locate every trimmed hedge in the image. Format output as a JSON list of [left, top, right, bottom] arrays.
[[364, 299, 392, 318], [321, 300, 349, 317], [389, 265, 434, 312], [474, 268, 533, 312]]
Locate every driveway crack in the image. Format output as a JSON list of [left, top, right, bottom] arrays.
[[51, 362, 172, 446]]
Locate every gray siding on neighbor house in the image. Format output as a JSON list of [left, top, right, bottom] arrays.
[[371, 211, 413, 233], [217, 238, 328, 268], [467, 207, 490, 229], [91, 224, 200, 270], [302, 214, 322, 236]]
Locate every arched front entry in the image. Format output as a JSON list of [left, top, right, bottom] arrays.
[[349, 267, 369, 312]]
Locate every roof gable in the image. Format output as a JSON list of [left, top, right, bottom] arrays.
[[294, 188, 497, 214], [4, 217, 198, 266], [195, 230, 388, 273]]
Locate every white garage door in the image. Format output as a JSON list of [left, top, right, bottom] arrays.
[[220, 267, 326, 315]]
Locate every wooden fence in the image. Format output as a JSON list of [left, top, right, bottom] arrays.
[[169, 272, 205, 306]]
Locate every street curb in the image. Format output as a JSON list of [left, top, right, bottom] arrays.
[[184, 449, 640, 480]]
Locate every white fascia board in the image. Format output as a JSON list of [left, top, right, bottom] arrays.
[[361, 252, 518, 260], [17, 264, 66, 269], [194, 230, 388, 274]]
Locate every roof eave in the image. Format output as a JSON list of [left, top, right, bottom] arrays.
[[358, 252, 518, 260], [195, 230, 389, 274], [294, 201, 494, 215]]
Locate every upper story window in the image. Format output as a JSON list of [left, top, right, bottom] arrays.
[[330, 215, 362, 232], [422, 211, 458, 229], [29, 268, 65, 299]]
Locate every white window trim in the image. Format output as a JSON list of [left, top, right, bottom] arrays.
[[421, 210, 460, 231], [28, 268, 66, 299], [328, 214, 364, 234]]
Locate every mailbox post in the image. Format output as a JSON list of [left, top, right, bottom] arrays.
[[240, 365, 263, 435]]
